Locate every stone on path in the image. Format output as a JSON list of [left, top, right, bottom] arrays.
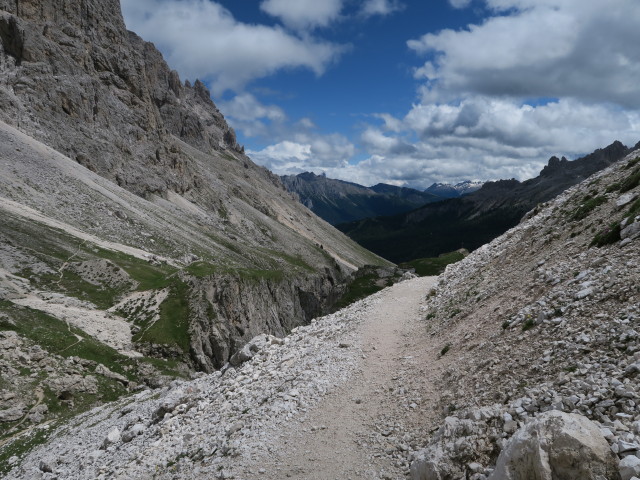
[[488, 411, 620, 480]]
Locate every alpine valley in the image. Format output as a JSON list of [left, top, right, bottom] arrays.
[[1, 2, 640, 480], [280, 173, 477, 226]]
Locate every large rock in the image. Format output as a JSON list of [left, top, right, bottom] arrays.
[[489, 411, 620, 480], [621, 221, 640, 240], [0, 403, 26, 422], [229, 334, 270, 367], [410, 447, 457, 480], [620, 456, 640, 480], [45, 374, 99, 396], [410, 415, 495, 480]]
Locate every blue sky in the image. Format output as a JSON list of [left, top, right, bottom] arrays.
[[121, 0, 640, 189]]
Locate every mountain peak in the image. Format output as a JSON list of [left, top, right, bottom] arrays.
[[425, 180, 484, 198], [281, 173, 443, 225]]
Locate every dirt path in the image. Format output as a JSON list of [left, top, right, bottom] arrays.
[[250, 276, 440, 479]]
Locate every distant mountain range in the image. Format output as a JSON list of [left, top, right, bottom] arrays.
[[424, 180, 484, 198], [337, 140, 639, 263], [281, 173, 482, 225], [280, 172, 443, 225]]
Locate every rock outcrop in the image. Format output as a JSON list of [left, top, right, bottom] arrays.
[[0, 0, 241, 198], [187, 271, 343, 370], [489, 411, 619, 480]]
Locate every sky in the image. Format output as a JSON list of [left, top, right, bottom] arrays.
[[121, 0, 640, 189]]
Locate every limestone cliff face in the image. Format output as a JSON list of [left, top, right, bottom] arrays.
[[187, 272, 343, 371], [0, 0, 390, 372], [0, 0, 240, 198]]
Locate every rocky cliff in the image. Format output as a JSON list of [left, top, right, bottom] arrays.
[[0, 0, 389, 454], [0, 0, 243, 197]]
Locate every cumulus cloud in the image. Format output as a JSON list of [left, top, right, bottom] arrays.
[[121, 0, 343, 93], [247, 95, 640, 189], [321, 0, 640, 189], [403, 97, 640, 152], [220, 94, 286, 123], [251, 0, 640, 188], [408, 0, 640, 108], [247, 133, 355, 175], [353, 97, 640, 188], [360, 0, 405, 17], [260, 0, 344, 30], [360, 128, 417, 155], [218, 93, 286, 137]]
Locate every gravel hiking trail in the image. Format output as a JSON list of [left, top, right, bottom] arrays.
[[249, 276, 440, 479]]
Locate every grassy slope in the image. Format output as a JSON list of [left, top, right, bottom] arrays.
[[399, 250, 467, 277]]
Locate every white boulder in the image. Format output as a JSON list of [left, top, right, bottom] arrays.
[[489, 411, 619, 480]]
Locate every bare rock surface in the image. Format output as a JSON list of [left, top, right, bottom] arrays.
[[488, 411, 619, 480], [6, 278, 435, 479], [406, 150, 640, 479]]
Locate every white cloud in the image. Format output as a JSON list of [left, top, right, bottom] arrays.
[[352, 97, 640, 188], [404, 97, 640, 153], [260, 0, 344, 30], [247, 133, 355, 175], [360, 0, 405, 17], [247, 95, 640, 188], [218, 93, 286, 137], [448, 0, 472, 8], [360, 127, 416, 155], [121, 0, 344, 94], [313, 0, 640, 189], [220, 93, 285, 123], [373, 113, 404, 133], [257, 0, 640, 188], [297, 118, 316, 129], [408, 0, 640, 108]]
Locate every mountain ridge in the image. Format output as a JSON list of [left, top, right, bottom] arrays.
[[424, 180, 484, 198], [281, 171, 443, 225], [338, 140, 638, 262]]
